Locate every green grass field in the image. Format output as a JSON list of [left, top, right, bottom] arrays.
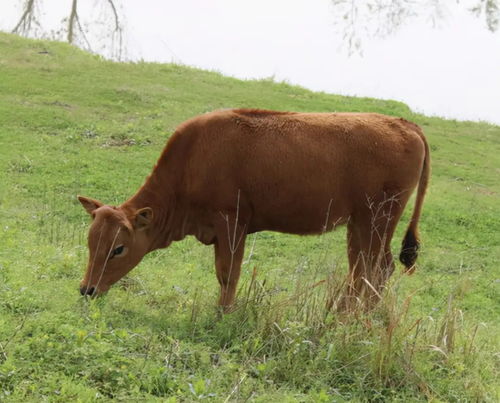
[[0, 32, 499, 402]]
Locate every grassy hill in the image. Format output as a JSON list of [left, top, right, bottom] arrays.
[[0, 32, 499, 401]]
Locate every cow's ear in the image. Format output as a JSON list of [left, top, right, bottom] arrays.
[[134, 207, 153, 231], [78, 195, 103, 215]]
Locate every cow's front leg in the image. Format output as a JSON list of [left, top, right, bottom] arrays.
[[213, 212, 247, 313]]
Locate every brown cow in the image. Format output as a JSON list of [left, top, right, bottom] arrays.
[[78, 109, 430, 311]]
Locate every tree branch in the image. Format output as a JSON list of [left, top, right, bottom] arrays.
[[12, 0, 36, 35], [67, 0, 78, 44], [106, 0, 121, 32]]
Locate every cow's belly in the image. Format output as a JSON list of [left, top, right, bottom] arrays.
[[247, 191, 351, 235]]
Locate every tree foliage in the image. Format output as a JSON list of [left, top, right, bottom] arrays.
[[331, 0, 499, 54]]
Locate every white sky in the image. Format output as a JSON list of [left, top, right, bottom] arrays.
[[1, 0, 499, 124]]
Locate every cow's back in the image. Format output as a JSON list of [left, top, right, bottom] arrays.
[[170, 109, 426, 234]]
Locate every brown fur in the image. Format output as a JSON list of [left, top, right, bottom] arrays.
[[78, 109, 430, 311]]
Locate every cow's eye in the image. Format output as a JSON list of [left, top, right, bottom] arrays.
[[111, 245, 125, 258]]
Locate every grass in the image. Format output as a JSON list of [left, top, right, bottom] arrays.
[[0, 32, 499, 401]]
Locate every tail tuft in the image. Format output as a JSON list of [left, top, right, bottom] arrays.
[[399, 123, 429, 275], [399, 229, 419, 274]]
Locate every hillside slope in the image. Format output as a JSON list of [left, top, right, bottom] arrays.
[[0, 33, 499, 401]]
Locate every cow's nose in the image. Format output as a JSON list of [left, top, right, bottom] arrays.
[[80, 286, 95, 296]]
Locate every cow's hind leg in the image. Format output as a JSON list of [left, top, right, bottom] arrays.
[[362, 193, 409, 308], [339, 193, 407, 311], [213, 212, 247, 313]]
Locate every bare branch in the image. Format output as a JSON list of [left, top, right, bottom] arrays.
[[105, 0, 125, 60], [12, 0, 36, 35], [75, 8, 92, 50], [106, 0, 121, 31], [67, 0, 78, 44]]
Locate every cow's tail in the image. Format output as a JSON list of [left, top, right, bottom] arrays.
[[399, 129, 430, 274]]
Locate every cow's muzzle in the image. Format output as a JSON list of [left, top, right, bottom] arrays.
[[80, 286, 96, 296]]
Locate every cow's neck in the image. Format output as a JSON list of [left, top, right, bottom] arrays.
[[122, 170, 191, 252]]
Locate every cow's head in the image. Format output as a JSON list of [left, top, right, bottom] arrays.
[[77, 195, 153, 297]]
